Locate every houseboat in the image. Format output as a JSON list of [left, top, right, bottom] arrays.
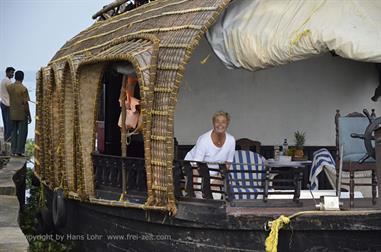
[[33, 0, 381, 251]]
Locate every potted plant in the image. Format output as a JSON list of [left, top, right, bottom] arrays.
[[294, 130, 305, 159]]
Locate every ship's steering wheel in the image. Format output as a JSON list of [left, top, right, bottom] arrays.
[[350, 109, 381, 163]]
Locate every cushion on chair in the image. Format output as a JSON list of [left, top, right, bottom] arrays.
[[231, 186, 263, 200], [342, 153, 375, 163], [230, 150, 266, 199], [338, 117, 371, 162]]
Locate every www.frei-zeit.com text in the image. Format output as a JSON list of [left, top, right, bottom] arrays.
[[26, 233, 172, 242]]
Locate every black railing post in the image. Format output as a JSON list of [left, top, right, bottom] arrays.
[[116, 164, 122, 187], [293, 168, 302, 203], [263, 166, 269, 202], [102, 163, 106, 185], [184, 162, 194, 198], [220, 163, 229, 202], [127, 160, 136, 190], [173, 161, 183, 198], [198, 162, 213, 199]]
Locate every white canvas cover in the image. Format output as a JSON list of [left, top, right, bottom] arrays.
[[206, 0, 381, 71]]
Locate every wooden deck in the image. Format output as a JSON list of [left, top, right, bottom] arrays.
[[227, 198, 381, 217], [0, 157, 28, 252]]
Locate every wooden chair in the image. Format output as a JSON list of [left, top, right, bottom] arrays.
[[230, 139, 264, 202], [228, 150, 302, 205], [236, 138, 261, 153], [335, 109, 377, 208]]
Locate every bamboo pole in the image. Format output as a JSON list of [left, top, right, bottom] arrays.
[[120, 75, 128, 198], [375, 127, 381, 206], [92, 0, 128, 20]]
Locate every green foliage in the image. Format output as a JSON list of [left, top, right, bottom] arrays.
[[294, 130, 306, 148], [25, 139, 35, 160], [19, 169, 39, 234], [20, 168, 72, 252], [287, 147, 295, 156], [28, 238, 71, 252]]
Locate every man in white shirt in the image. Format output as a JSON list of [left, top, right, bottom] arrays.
[[0, 67, 15, 141]]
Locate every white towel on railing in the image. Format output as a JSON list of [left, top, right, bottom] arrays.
[[309, 148, 336, 190]]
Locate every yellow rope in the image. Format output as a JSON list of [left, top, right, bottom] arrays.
[[200, 53, 211, 64], [151, 159, 167, 166], [56, 145, 61, 154], [265, 211, 324, 252], [290, 29, 311, 46], [119, 191, 127, 202], [151, 135, 167, 141], [154, 87, 172, 93], [152, 184, 168, 191], [289, 0, 326, 44], [288, 0, 326, 58], [265, 215, 290, 252], [151, 110, 169, 116]]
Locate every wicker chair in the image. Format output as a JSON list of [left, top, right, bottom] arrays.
[[335, 110, 377, 208]]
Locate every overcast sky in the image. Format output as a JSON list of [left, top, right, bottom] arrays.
[[0, 0, 110, 72], [0, 0, 111, 138]]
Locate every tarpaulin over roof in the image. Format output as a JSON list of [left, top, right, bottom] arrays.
[[206, 0, 381, 71]]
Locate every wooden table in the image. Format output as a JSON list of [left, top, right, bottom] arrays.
[[265, 160, 312, 203]]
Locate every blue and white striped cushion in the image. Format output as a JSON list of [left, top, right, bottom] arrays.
[[231, 186, 263, 199], [230, 150, 266, 199]]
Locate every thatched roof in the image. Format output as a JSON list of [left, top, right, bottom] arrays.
[[36, 0, 230, 215], [50, 0, 229, 63]]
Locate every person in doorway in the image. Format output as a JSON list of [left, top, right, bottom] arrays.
[[185, 111, 236, 199], [7, 71, 31, 156], [0, 67, 15, 141]]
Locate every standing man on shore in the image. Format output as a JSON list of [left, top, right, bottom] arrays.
[[7, 71, 31, 156], [0, 67, 15, 141]]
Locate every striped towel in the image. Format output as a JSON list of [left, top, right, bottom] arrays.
[[309, 148, 336, 190]]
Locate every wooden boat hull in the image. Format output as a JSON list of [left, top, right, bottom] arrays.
[[42, 187, 381, 252]]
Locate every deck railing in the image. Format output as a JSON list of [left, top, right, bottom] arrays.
[[173, 160, 304, 206], [92, 153, 146, 200], [92, 153, 303, 206], [173, 161, 226, 200]]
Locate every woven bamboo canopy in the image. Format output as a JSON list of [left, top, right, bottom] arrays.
[[34, 0, 230, 214]]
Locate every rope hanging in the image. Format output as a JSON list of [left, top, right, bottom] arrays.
[[265, 215, 290, 252], [265, 210, 324, 252]]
